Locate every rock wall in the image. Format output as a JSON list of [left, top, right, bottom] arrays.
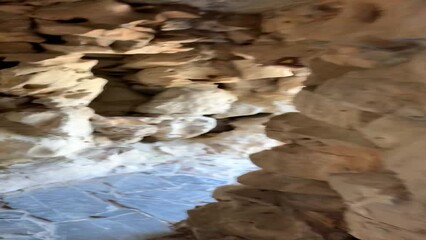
[[0, 0, 306, 192], [186, 0, 426, 240]]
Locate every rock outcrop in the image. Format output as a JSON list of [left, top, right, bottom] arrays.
[[0, 0, 305, 192], [1, 0, 425, 239], [185, 0, 426, 240]]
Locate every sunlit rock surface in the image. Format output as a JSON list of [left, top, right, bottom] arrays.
[[1, 0, 424, 239], [0, 0, 302, 194]]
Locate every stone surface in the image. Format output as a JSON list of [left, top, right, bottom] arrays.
[[0, 0, 301, 193], [0, 171, 228, 240], [4, 1, 424, 240], [136, 87, 237, 115], [184, 1, 426, 240]]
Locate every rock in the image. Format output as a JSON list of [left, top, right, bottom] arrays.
[[136, 87, 237, 115], [0, 108, 94, 159], [250, 144, 381, 181], [233, 60, 294, 80], [187, 201, 323, 240], [385, 136, 426, 203], [0, 58, 107, 107], [2, 107, 94, 137], [89, 80, 149, 116], [131, 61, 239, 87], [92, 116, 159, 144], [152, 116, 217, 140], [122, 50, 213, 69], [77, 28, 154, 47], [238, 170, 338, 196], [32, 0, 142, 25]]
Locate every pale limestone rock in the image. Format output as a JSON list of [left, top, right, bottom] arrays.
[[92, 116, 159, 144], [196, 116, 282, 156], [233, 60, 294, 80], [152, 116, 217, 140], [213, 100, 264, 118], [214, 94, 295, 118], [0, 135, 92, 159], [123, 37, 200, 55], [77, 28, 154, 47], [92, 115, 216, 142], [0, 58, 107, 107], [276, 77, 305, 95], [3, 107, 94, 137], [122, 50, 214, 68], [136, 87, 237, 115], [0, 108, 94, 159], [131, 61, 239, 87]]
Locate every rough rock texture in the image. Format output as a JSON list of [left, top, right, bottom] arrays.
[[0, 0, 305, 192], [184, 0, 426, 240], [1, 0, 425, 240]]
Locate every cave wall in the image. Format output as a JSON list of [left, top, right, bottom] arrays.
[[0, 0, 425, 239], [0, 0, 305, 192], [186, 0, 426, 240]]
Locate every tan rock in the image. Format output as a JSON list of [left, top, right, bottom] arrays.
[[251, 144, 381, 180], [2, 107, 94, 137], [188, 201, 323, 240], [32, 0, 142, 25], [152, 116, 217, 140], [89, 81, 149, 116], [0, 58, 107, 107], [0, 107, 94, 159], [359, 115, 426, 148], [386, 136, 426, 202], [135, 87, 237, 115], [92, 116, 159, 144], [238, 170, 339, 196], [131, 61, 238, 87], [233, 60, 294, 80], [122, 50, 213, 69]]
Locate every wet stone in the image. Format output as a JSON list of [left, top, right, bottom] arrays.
[[55, 212, 171, 240], [72, 180, 111, 193], [121, 190, 215, 204], [0, 219, 45, 235], [0, 210, 25, 219], [103, 174, 176, 193], [93, 193, 193, 223], [161, 175, 227, 191], [4, 187, 113, 222]]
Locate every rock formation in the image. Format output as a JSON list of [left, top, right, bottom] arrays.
[[184, 0, 426, 240], [0, 0, 303, 192], [1, 0, 425, 239]]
